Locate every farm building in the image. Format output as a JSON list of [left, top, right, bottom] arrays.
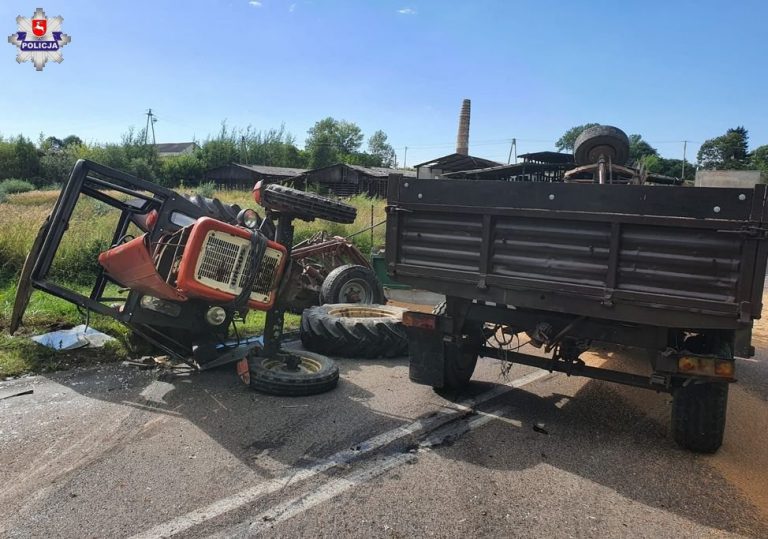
[[204, 163, 307, 189], [155, 142, 199, 158], [415, 153, 502, 179], [442, 151, 575, 182], [289, 163, 416, 197]]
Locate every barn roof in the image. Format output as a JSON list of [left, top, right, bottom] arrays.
[[414, 153, 502, 171], [295, 162, 415, 178], [155, 142, 198, 154]]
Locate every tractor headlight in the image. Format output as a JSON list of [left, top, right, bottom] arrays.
[[205, 306, 227, 326], [140, 295, 181, 317], [237, 208, 259, 229]]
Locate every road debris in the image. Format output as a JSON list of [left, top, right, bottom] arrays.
[[31, 324, 115, 350]]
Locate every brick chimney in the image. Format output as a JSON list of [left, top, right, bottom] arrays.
[[456, 99, 470, 155]]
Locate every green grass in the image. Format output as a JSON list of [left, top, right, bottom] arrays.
[[0, 185, 361, 378]]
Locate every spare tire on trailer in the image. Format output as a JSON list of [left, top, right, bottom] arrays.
[[261, 184, 357, 224], [301, 303, 408, 358], [573, 125, 630, 166], [320, 264, 385, 305]]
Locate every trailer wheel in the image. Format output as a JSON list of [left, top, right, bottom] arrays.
[[574, 125, 630, 166], [672, 339, 731, 453], [248, 349, 339, 396], [672, 381, 729, 453], [320, 264, 384, 305], [432, 301, 483, 390], [300, 304, 408, 358], [261, 184, 357, 224]]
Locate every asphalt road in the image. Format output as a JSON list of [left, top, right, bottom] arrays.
[[1, 340, 767, 538]]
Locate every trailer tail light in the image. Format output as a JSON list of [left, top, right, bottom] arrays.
[[176, 217, 287, 311], [402, 311, 438, 330], [714, 360, 735, 378], [677, 356, 735, 379]]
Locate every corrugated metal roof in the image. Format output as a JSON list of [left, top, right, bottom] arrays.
[[518, 151, 574, 164], [155, 142, 198, 154], [293, 163, 415, 178], [345, 164, 416, 178], [236, 164, 307, 177], [414, 153, 502, 171]]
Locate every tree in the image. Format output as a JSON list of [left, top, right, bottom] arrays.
[[367, 130, 397, 167], [751, 145, 768, 181], [628, 134, 658, 162], [555, 123, 599, 152], [158, 154, 205, 187], [640, 154, 695, 182], [62, 135, 83, 148], [697, 127, 750, 170], [0, 135, 41, 182], [305, 117, 365, 168]]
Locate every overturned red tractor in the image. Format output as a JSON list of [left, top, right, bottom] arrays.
[[11, 160, 382, 395]]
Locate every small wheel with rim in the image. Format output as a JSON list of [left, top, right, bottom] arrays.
[[248, 349, 339, 396], [320, 264, 384, 305]]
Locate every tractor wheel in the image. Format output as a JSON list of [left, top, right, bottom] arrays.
[[574, 125, 630, 166], [248, 349, 339, 396], [261, 184, 357, 224], [320, 264, 384, 305], [300, 303, 408, 358], [185, 194, 242, 224]]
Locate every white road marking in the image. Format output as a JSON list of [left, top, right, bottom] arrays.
[[218, 405, 515, 537], [130, 370, 550, 539]]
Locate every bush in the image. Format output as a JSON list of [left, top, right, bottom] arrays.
[[195, 182, 216, 198], [0, 178, 35, 194]]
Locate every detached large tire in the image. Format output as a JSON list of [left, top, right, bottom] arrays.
[[262, 184, 357, 224], [672, 338, 731, 453], [574, 125, 630, 166], [249, 349, 339, 396], [432, 301, 482, 390], [301, 303, 408, 358], [320, 264, 384, 305]]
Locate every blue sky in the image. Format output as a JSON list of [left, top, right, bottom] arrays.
[[1, 0, 766, 166]]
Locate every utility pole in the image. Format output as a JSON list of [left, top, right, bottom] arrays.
[[144, 109, 157, 145], [507, 138, 517, 164], [241, 135, 246, 164], [682, 140, 688, 180], [403, 146, 408, 168]]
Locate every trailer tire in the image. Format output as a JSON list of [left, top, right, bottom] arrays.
[[320, 264, 384, 305], [248, 349, 339, 396], [261, 184, 357, 224], [300, 303, 408, 358], [672, 337, 730, 453], [672, 381, 729, 453], [574, 125, 630, 166], [432, 301, 483, 390]]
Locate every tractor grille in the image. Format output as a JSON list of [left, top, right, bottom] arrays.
[[195, 230, 283, 304]]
